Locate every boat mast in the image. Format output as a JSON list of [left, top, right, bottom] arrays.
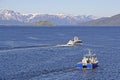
[[88, 49, 92, 54]]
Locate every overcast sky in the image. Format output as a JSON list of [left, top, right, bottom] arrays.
[[0, 0, 120, 17]]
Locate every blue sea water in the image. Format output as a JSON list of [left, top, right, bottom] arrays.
[[0, 26, 120, 80]]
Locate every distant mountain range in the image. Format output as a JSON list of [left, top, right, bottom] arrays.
[[81, 14, 120, 26], [0, 9, 96, 26], [1, 9, 120, 26]]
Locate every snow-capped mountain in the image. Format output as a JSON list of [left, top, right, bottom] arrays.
[[0, 9, 97, 25]]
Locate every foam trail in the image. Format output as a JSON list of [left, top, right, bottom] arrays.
[[0, 45, 54, 50], [0, 41, 83, 52], [0, 44, 72, 51], [56, 44, 70, 47]]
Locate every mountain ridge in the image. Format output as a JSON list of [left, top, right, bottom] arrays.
[[0, 9, 96, 25], [81, 14, 120, 26]]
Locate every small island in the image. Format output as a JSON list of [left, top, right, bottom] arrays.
[[32, 21, 56, 26]]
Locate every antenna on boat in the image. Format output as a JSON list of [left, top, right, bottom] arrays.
[[88, 49, 92, 54]]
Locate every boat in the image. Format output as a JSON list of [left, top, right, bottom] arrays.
[[77, 49, 98, 69], [67, 36, 82, 46]]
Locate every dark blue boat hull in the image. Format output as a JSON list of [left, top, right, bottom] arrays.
[[77, 63, 98, 69]]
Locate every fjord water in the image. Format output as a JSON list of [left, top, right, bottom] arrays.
[[0, 26, 120, 80]]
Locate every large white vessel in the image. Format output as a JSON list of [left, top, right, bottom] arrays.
[[67, 36, 82, 46]]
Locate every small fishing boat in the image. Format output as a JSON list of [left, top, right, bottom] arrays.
[[77, 49, 98, 69], [67, 36, 82, 46]]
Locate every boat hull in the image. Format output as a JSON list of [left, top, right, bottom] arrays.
[[77, 63, 98, 69]]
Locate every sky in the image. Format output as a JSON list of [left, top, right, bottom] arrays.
[[0, 0, 120, 17]]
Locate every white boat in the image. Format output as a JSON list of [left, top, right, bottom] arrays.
[[77, 49, 98, 69], [67, 36, 82, 46]]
